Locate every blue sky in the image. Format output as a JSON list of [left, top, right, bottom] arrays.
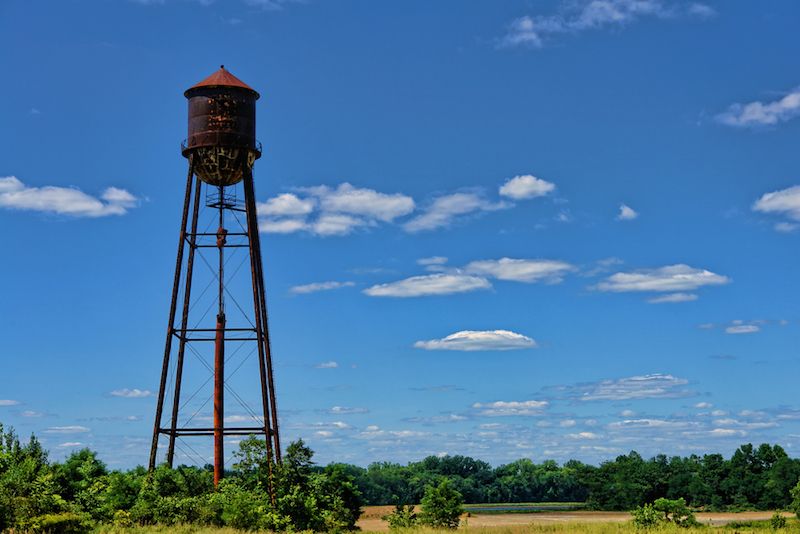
[[2, 0, 800, 469]]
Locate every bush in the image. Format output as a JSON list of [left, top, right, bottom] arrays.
[[20, 512, 94, 534], [418, 479, 463, 529], [386, 504, 418, 530], [652, 497, 699, 528], [771, 511, 787, 529], [631, 503, 661, 529]]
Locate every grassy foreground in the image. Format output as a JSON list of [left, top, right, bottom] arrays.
[[92, 518, 797, 534]]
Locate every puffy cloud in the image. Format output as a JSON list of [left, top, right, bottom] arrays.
[[310, 183, 415, 222], [498, 175, 555, 200], [364, 274, 491, 298], [259, 217, 308, 234], [695, 402, 713, 409], [647, 292, 698, 304], [617, 203, 639, 221], [257, 193, 315, 217], [414, 330, 536, 351], [404, 192, 509, 233], [58, 442, 85, 448], [465, 258, 575, 284], [717, 88, 800, 128], [595, 264, 730, 293], [259, 183, 414, 236], [472, 400, 549, 416], [110, 388, 153, 398], [753, 185, 800, 226], [290, 281, 355, 295], [0, 176, 139, 217]]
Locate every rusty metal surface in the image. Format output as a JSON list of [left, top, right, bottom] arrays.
[[213, 312, 226, 487], [183, 67, 261, 186], [186, 65, 259, 97]]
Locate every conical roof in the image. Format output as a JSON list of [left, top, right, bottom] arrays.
[[185, 65, 259, 98]]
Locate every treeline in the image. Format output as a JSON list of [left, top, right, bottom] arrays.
[[341, 443, 800, 510], [3, 420, 800, 532]]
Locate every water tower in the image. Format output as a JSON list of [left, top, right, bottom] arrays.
[[149, 66, 280, 489]]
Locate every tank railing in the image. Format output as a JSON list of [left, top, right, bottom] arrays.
[[181, 137, 262, 154]]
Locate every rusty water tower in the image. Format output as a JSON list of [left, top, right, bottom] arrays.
[[149, 66, 280, 491]]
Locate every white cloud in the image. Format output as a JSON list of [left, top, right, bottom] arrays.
[[259, 217, 308, 234], [717, 88, 800, 128], [726, 324, 760, 335], [404, 192, 509, 233], [695, 402, 713, 409], [0, 176, 139, 217], [315, 430, 334, 438], [21, 410, 44, 418], [570, 374, 691, 401], [315, 361, 339, 369], [312, 213, 369, 236], [414, 330, 537, 351], [290, 281, 355, 295], [364, 274, 491, 298], [647, 292, 698, 304], [465, 258, 575, 284], [258, 193, 315, 217], [472, 400, 548, 416], [753, 185, 800, 224], [595, 264, 730, 293], [617, 203, 639, 221], [500, 0, 708, 48], [58, 442, 85, 448], [260, 183, 414, 236], [45, 426, 90, 434], [110, 388, 153, 398], [560, 419, 577, 427], [0, 400, 20, 406], [311, 183, 415, 222], [498, 175, 555, 200]]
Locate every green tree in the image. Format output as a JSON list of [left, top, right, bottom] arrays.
[[418, 479, 463, 529]]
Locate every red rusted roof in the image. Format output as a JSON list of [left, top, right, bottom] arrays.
[[187, 65, 258, 94]]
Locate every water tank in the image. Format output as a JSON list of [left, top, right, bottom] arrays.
[[182, 66, 261, 186]]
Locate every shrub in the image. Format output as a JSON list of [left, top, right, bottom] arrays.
[[386, 503, 418, 530], [631, 503, 661, 529], [771, 511, 787, 529], [652, 497, 699, 527], [20, 512, 94, 534], [418, 479, 463, 530]]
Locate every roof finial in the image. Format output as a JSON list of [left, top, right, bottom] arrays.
[[220, 64, 225, 70]]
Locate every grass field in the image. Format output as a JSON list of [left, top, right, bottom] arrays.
[[95, 517, 797, 534], [91, 508, 797, 533]]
